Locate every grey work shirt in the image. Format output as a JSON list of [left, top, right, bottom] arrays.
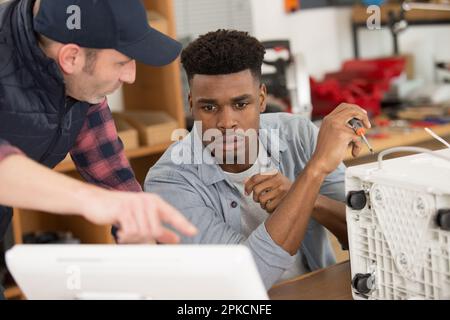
[[144, 113, 346, 289]]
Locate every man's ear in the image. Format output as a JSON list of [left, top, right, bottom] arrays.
[[57, 44, 84, 75], [188, 92, 193, 116], [259, 83, 267, 113]]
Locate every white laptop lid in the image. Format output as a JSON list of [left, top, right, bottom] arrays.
[[6, 245, 268, 300]]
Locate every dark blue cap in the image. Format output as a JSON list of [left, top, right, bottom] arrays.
[[34, 0, 182, 66]]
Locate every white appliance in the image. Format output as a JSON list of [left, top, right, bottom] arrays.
[[346, 148, 450, 300], [6, 244, 268, 300]]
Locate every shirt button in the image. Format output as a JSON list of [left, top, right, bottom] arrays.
[[231, 201, 238, 208]]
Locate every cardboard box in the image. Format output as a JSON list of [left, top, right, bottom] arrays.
[[112, 113, 140, 150], [119, 111, 179, 147]]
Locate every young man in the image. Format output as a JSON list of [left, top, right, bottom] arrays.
[[0, 0, 197, 257], [144, 30, 370, 288]]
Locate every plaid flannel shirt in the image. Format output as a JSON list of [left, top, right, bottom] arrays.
[[0, 99, 141, 192]]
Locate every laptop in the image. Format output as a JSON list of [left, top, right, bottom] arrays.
[[6, 244, 268, 300]]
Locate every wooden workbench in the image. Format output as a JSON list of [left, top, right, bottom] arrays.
[[269, 261, 352, 300], [344, 122, 450, 166]]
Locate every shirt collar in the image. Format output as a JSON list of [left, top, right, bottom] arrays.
[[189, 120, 288, 186]]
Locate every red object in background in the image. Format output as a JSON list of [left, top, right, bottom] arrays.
[[311, 57, 406, 118], [342, 57, 406, 88], [410, 121, 439, 128], [373, 118, 391, 127], [368, 133, 390, 139]]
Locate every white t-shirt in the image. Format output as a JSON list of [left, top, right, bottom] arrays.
[[224, 142, 309, 282]]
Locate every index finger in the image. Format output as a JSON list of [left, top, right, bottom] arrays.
[[153, 196, 198, 237]]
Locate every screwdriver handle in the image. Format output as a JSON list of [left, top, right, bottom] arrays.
[[348, 118, 366, 136], [348, 118, 374, 154]]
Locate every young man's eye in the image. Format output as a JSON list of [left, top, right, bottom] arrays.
[[202, 105, 217, 112]]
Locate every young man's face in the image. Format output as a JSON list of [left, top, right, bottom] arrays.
[[189, 69, 267, 165], [65, 49, 136, 104]]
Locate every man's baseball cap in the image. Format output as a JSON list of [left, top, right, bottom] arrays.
[[34, 0, 182, 66]]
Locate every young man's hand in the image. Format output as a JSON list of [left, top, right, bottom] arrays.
[[80, 188, 198, 244], [309, 103, 371, 175], [244, 171, 292, 213]]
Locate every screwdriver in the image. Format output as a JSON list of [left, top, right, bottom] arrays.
[[348, 118, 374, 154]]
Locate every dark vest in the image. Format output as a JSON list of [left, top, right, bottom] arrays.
[[0, 0, 91, 239]]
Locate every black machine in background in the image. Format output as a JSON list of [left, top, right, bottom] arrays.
[[261, 40, 292, 105], [261, 40, 313, 118]]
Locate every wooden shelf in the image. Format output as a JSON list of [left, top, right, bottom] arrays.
[[123, 1, 185, 129], [351, 4, 450, 58], [352, 4, 450, 25]]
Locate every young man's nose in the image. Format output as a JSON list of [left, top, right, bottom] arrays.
[[217, 106, 238, 131], [120, 60, 136, 84]]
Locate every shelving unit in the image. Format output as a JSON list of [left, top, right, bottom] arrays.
[[351, 4, 450, 58], [4, 0, 185, 299]]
